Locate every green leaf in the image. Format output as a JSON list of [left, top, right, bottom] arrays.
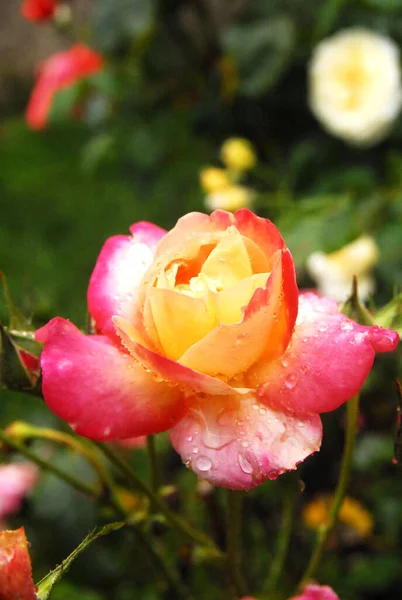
[[36, 522, 125, 600], [0, 324, 37, 394], [48, 84, 82, 126], [222, 17, 295, 96], [360, 0, 402, 11], [93, 0, 155, 53], [0, 272, 32, 331], [374, 293, 402, 334]]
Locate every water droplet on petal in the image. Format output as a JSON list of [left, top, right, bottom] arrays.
[[317, 320, 329, 332], [340, 320, 353, 332], [192, 447, 199, 454], [186, 436, 193, 442], [285, 373, 299, 389], [196, 456, 212, 472], [241, 440, 250, 448], [238, 453, 253, 474]]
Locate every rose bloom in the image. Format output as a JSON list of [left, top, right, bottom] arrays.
[[309, 28, 402, 145], [306, 236, 379, 302], [21, 0, 58, 21], [290, 584, 340, 600], [0, 528, 37, 599], [0, 463, 39, 522], [35, 210, 398, 490], [26, 43, 104, 130]]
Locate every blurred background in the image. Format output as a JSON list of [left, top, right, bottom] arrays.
[[0, 1, 402, 599]]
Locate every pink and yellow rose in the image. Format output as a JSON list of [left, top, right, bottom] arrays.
[[35, 210, 398, 489]]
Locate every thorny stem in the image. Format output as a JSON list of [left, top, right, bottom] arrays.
[[0, 428, 190, 598], [296, 393, 360, 590], [226, 490, 247, 597], [264, 472, 300, 593], [96, 441, 222, 556]]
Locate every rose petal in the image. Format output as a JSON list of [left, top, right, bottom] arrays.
[[290, 584, 340, 600], [0, 528, 37, 600], [232, 209, 285, 267], [35, 318, 184, 440], [87, 222, 166, 342], [113, 316, 243, 396], [201, 227, 253, 287], [0, 464, 39, 519], [148, 287, 217, 361], [170, 393, 322, 490], [178, 250, 298, 379], [249, 292, 399, 415]]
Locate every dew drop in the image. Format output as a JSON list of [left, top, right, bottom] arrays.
[[196, 455, 212, 472], [317, 320, 328, 332], [192, 447, 199, 454], [340, 320, 353, 332], [186, 436, 193, 442], [259, 407, 267, 415], [241, 440, 250, 448], [284, 373, 299, 389], [281, 358, 289, 368], [238, 453, 253, 474]]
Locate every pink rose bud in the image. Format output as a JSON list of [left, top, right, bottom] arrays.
[[35, 210, 399, 490], [290, 584, 340, 600], [0, 527, 37, 599], [0, 463, 39, 520]]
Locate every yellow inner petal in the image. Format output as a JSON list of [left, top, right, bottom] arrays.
[[147, 227, 271, 362]]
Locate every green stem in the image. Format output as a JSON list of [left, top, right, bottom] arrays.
[[8, 423, 110, 491], [0, 429, 189, 597], [146, 434, 159, 492], [96, 441, 221, 556], [226, 491, 247, 596], [0, 429, 98, 499], [297, 393, 360, 590], [264, 472, 299, 593], [106, 490, 189, 599]]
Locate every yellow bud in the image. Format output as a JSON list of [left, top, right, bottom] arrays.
[[220, 138, 257, 172], [199, 167, 231, 193], [204, 186, 254, 212]]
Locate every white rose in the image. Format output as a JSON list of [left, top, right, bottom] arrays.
[[306, 236, 379, 302], [309, 28, 402, 145]]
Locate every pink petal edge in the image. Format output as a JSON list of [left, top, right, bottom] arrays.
[[87, 222, 166, 341], [170, 394, 322, 490], [35, 318, 185, 440], [250, 292, 399, 415]]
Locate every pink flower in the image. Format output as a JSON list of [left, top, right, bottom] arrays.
[[26, 43, 104, 130], [21, 0, 58, 21], [290, 584, 340, 600], [35, 210, 399, 490], [0, 528, 37, 599], [0, 463, 39, 520]]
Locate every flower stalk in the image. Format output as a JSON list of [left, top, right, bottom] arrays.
[[297, 393, 360, 590]]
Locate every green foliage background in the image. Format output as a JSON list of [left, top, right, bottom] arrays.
[[0, 1, 402, 599]]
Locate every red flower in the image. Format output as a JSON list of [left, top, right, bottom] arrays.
[[26, 43, 104, 130], [21, 0, 58, 22], [0, 528, 37, 600]]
